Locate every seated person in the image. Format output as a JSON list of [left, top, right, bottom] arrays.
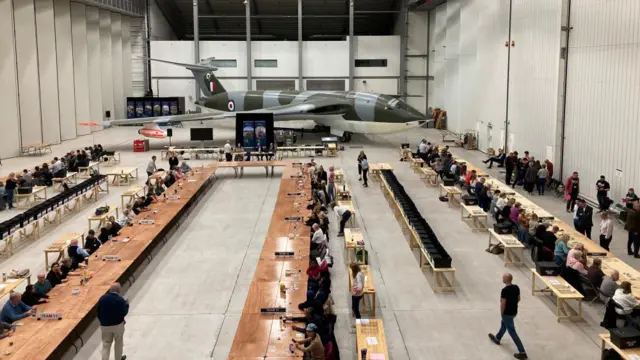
[[117, 209, 132, 227], [154, 180, 166, 196], [298, 273, 331, 315], [34, 272, 52, 296], [84, 229, 102, 254], [587, 258, 605, 288], [132, 197, 148, 215], [67, 239, 90, 268], [483, 148, 506, 168], [498, 199, 514, 223], [600, 270, 620, 300], [60, 258, 81, 276], [108, 216, 122, 236], [21, 285, 48, 306], [46, 262, 69, 288], [568, 250, 587, 275], [1, 293, 35, 323], [567, 243, 586, 268], [488, 190, 501, 214], [180, 161, 192, 174], [19, 169, 34, 188], [0, 322, 15, 340], [126, 206, 137, 221], [99, 224, 113, 244], [613, 281, 640, 327], [293, 323, 325, 359], [554, 235, 570, 266], [285, 307, 328, 343]]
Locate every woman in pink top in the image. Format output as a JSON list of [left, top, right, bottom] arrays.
[[509, 202, 521, 223], [566, 243, 585, 268], [568, 250, 588, 274]]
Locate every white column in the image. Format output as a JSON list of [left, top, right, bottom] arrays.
[[71, 2, 91, 136], [86, 6, 103, 130], [54, 0, 76, 140], [35, 0, 61, 144], [14, 0, 43, 145], [0, 0, 22, 157], [122, 16, 133, 99], [111, 13, 124, 120], [99, 10, 114, 120]]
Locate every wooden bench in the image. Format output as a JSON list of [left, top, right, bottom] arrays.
[[52, 172, 78, 191], [14, 186, 47, 209], [77, 161, 100, 178], [439, 129, 463, 143], [214, 161, 286, 178], [599, 333, 640, 359], [0, 277, 30, 299], [326, 143, 338, 157], [461, 204, 488, 232], [440, 184, 462, 207], [335, 182, 351, 200], [349, 265, 376, 316], [121, 185, 146, 208], [20, 143, 51, 156], [344, 228, 365, 265], [488, 229, 525, 267], [369, 163, 393, 178], [105, 167, 138, 186], [43, 232, 84, 270], [87, 206, 119, 230], [102, 152, 121, 166], [531, 269, 584, 322], [419, 167, 439, 187], [399, 147, 412, 161], [0, 234, 15, 257], [409, 157, 425, 173], [334, 168, 344, 183], [356, 319, 389, 360], [336, 200, 356, 227]]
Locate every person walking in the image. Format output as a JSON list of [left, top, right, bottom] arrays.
[[488, 273, 527, 359], [145, 156, 157, 180], [357, 151, 367, 181], [575, 199, 594, 239], [4, 173, 16, 209], [599, 211, 614, 251], [223, 140, 232, 162], [350, 263, 365, 320], [504, 152, 517, 186], [361, 156, 369, 187], [98, 283, 129, 360], [536, 164, 549, 195], [595, 175, 611, 212], [625, 201, 640, 258], [565, 172, 580, 212]]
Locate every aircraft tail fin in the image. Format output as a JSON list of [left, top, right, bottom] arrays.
[[144, 57, 226, 97]]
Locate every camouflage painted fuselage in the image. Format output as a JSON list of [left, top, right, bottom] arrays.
[[202, 90, 426, 124]]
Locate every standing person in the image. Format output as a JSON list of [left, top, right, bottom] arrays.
[[333, 204, 352, 236], [357, 151, 367, 181], [327, 166, 336, 205], [167, 152, 179, 170], [4, 173, 16, 209], [575, 199, 594, 239], [98, 283, 129, 360], [536, 164, 549, 195], [523, 161, 537, 195], [505, 152, 517, 186], [565, 172, 580, 212], [595, 175, 611, 212], [223, 140, 232, 161], [488, 273, 528, 360], [350, 263, 365, 319], [625, 201, 640, 257], [599, 211, 614, 251], [623, 188, 639, 209], [361, 156, 369, 187], [145, 156, 157, 179]]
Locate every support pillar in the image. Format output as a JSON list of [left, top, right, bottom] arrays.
[[246, 0, 252, 90], [298, 0, 303, 90], [193, 0, 200, 98], [348, 0, 355, 91]]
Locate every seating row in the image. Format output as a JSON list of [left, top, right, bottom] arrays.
[[381, 170, 452, 269], [0, 175, 107, 239]]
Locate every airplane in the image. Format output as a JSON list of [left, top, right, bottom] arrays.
[[104, 57, 431, 142]]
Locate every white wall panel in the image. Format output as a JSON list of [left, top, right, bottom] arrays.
[[406, 11, 429, 113], [111, 13, 124, 120], [130, 17, 146, 96], [507, 0, 562, 160], [444, 0, 460, 131], [458, 0, 479, 146], [151, 41, 193, 77], [99, 10, 114, 120], [86, 6, 103, 130], [354, 79, 398, 95], [35, 0, 61, 144], [427, 10, 437, 109], [153, 79, 196, 110], [122, 17, 132, 98], [304, 41, 348, 78], [430, 4, 447, 109], [0, 0, 22, 157], [54, 0, 76, 140], [354, 36, 400, 78], [199, 41, 246, 79], [71, 3, 90, 136], [14, 0, 43, 145], [564, 0, 640, 201], [252, 42, 298, 78]]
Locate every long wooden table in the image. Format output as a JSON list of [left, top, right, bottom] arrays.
[[0, 166, 218, 359], [531, 269, 584, 322], [600, 333, 640, 359], [349, 265, 376, 316], [356, 319, 390, 360], [229, 162, 312, 359]]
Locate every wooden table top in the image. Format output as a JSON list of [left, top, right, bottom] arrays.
[[355, 319, 389, 360], [344, 228, 364, 249], [45, 232, 84, 252], [531, 269, 584, 300], [600, 333, 640, 359], [217, 160, 287, 167], [229, 163, 312, 359], [488, 229, 524, 248], [0, 278, 28, 299], [0, 165, 219, 359], [122, 185, 145, 196], [87, 206, 118, 221], [336, 200, 355, 213], [440, 184, 462, 194], [369, 163, 393, 171], [105, 167, 137, 175]]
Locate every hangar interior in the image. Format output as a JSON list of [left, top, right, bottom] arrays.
[[0, 0, 639, 359]]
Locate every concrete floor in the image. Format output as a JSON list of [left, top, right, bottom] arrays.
[[0, 126, 633, 359]]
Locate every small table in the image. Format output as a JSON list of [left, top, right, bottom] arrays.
[[78, 161, 100, 178], [349, 265, 376, 316], [409, 157, 425, 172], [420, 167, 439, 187], [336, 200, 356, 227], [599, 333, 640, 359], [105, 167, 139, 186], [461, 204, 488, 232], [0, 277, 30, 299], [14, 186, 47, 209], [334, 169, 344, 183], [439, 184, 462, 207], [356, 319, 389, 360], [326, 143, 338, 157], [44, 232, 84, 270], [369, 163, 393, 177], [102, 152, 121, 166], [121, 185, 146, 208], [52, 172, 78, 191], [344, 228, 365, 264], [488, 229, 525, 267], [531, 269, 584, 322], [87, 206, 119, 230], [335, 182, 351, 200]]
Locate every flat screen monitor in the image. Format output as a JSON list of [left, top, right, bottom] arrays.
[[190, 128, 213, 141]]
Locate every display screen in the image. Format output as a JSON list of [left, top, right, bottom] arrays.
[[127, 101, 135, 119], [190, 128, 213, 141], [236, 113, 274, 150]]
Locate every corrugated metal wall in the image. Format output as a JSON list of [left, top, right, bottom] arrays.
[[130, 17, 147, 96], [507, 0, 562, 161], [564, 0, 640, 202], [457, 0, 478, 143], [443, 0, 460, 132]]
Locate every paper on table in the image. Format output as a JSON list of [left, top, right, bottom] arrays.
[[548, 279, 561, 286], [0, 285, 6, 291], [5, 279, 18, 283], [370, 354, 385, 360], [366, 337, 378, 346]]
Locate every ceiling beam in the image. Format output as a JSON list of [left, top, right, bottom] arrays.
[[251, 0, 263, 34], [153, 0, 186, 37], [202, 0, 219, 31]]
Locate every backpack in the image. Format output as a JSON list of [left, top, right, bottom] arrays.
[[486, 243, 504, 255]]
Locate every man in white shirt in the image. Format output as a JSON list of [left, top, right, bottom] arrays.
[[599, 211, 614, 251], [223, 141, 232, 161], [146, 156, 157, 178], [418, 140, 427, 154], [333, 204, 352, 236], [50, 157, 63, 175], [612, 281, 640, 327], [311, 224, 327, 254]]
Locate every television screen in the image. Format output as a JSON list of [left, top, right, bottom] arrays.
[[190, 128, 213, 141]]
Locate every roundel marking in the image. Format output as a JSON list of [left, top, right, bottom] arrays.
[[228, 100, 235, 111]]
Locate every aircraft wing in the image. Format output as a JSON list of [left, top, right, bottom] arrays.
[[104, 98, 350, 127]]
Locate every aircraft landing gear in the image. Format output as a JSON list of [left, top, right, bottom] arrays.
[[340, 132, 352, 142]]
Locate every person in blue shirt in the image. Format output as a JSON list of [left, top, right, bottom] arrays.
[[1, 293, 34, 323], [98, 283, 129, 360], [67, 239, 90, 268], [360, 155, 369, 187], [33, 273, 52, 296], [554, 234, 570, 266]]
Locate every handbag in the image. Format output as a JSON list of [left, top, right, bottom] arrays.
[[564, 193, 571, 201]]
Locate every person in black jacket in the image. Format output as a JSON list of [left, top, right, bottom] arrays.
[[4, 173, 17, 209], [85, 229, 102, 255], [98, 283, 129, 360], [504, 152, 517, 186], [46, 262, 68, 288], [168, 152, 179, 170], [98, 226, 112, 244], [317, 166, 328, 184], [575, 199, 594, 239], [21, 285, 48, 307], [108, 216, 122, 236], [285, 307, 329, 344]]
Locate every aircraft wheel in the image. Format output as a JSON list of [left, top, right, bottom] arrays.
[[345, 132, 352, 142]]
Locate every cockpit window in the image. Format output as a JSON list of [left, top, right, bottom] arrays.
[[387, 98, 411, 110]]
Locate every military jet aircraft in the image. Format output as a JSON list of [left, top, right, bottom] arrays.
[[105, 57, 431, 142]]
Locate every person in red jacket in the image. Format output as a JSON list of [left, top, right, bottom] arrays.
[[544, 160, 554, 186], [565, 172, 580, 212]]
